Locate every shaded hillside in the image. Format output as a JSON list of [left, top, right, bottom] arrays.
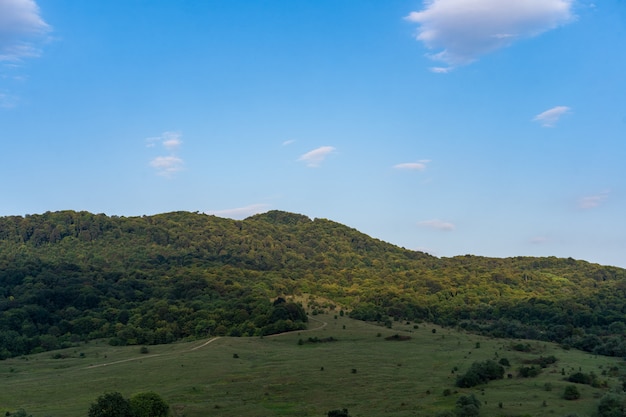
[[1, 210, 626, 358]]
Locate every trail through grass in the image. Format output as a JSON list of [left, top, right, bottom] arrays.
[[1, 312, 624, 416]]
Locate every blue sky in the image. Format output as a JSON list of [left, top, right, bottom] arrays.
[[1, 0, 625, 268]]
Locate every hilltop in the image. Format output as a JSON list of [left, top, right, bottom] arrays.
[[1, 210, 625, 358]]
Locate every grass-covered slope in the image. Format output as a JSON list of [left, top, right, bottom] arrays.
[[2, 310, 626, 417], [1, 210, 626, 358]]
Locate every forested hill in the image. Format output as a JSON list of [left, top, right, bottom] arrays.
[[1, 210, 626, 359]]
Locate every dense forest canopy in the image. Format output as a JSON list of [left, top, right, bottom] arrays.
[[1, 210, 626, 359]]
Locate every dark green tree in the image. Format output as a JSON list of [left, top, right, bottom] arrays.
[[88, 392, 133, 417], [563, 385, 581, 400], [456, 360, 504, 388], [129, 391, 170, 417], [596, 393, 626, 417], [456, 394, 481, 417]]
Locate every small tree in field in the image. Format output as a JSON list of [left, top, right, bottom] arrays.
[[456, 394, 481, 417], [88, 392, 133, 417], [130, 392, 170, 417], [563, 385, 581, 400]]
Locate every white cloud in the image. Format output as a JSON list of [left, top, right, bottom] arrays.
[[207, 204, 270, 219], [161, 131, 182, 150], [282, 140, 296, 146], [0, 92, 18, 108], [0, 0, 50, 63], [149, 156, 184, 176], [146, 131, 184, 177], [532, 106, 571, 127], [394, 160, 430, 171], [578, 191, 609, 209], [405, 0, 574, 70], [418, 219, 456, 231], [298, 146, 336, 167]]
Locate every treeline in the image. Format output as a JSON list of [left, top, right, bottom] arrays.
[[1, 210, 626, 358]]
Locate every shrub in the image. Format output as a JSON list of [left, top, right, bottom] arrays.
[[518, 366, 541, 378], [327, 408, 350, 417], [129, 392, 170, 417], [384, 334, 411, 341], [567, 372, 595, 386], [563, 385, 581, 400], [88, 392, 133, 417], [456, 360, 504, 388], [456, 394, 481, 417], [596, 394, 626, 417]]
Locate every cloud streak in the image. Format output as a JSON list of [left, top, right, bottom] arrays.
[[405, 0, 574, 71], [418, 219, 456, 231], [298, 146, 336, 167], [0, 0, 51, 63], [533, 106, 571, 127], [578, 191, 609, 209], [394, 160, 430, 171], [150, 156, 184, 176]]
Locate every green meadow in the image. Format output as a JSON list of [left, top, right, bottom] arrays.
[[1, 312, 624, 417]]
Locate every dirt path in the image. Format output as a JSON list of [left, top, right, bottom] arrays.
[[84, 317, 326, 369]]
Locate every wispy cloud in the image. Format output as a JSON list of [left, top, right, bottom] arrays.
[[394, 160, 430, 171], [0, 0, 51, 64], [533, 106, 571, 127], [418, 219, 456, 231], [207, 204, 270, 219], [405, 0, 574, 71], [282, 140, 296, 146], [530, 236, 549, 244], [146, 131, 184, 177], [0, 92, 18, 108], [578, 191, 609, 209], [161, 131, 182, 151], [149, 156, 184, 176], [298, 146, 336, 167]]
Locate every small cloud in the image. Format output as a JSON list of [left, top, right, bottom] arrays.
[[150, 156, 184, 177], [0, 92, 18, 108], [145, 131, 182, 148], [298, 146, 336, 167], [578, 191, 609, 209], [394, 160, 430, 171], [161, 131, 182, 151], [430, 67, 452, 74], [533, 106, 571, 127], [207, 204, 270, 219], [146, 131, 184, 177], [0, 0, 51, 64], [418, 219, 455, 231], [405, 0, 575, 70], [282, 140, 296, 146]]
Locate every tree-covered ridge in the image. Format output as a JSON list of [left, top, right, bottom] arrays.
[[1, 210, 626, 358]]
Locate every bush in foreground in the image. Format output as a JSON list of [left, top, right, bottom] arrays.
[[88, 391, 169, 417]]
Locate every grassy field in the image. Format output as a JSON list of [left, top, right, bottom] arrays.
[[1, 310, 625, 417]]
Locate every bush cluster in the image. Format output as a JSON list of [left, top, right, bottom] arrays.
[[456, 360, 504, 388]]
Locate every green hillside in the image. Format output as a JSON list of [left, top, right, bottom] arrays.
[[2, 311, 626, 417], [1, 210, 626, 359]]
